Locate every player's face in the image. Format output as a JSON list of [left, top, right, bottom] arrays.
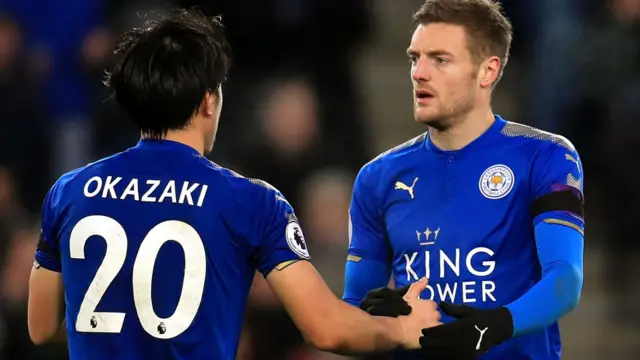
[[408, 23, 479, 129]]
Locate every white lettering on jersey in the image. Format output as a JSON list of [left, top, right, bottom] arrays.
[[158, 180, 177, 203], [196, 185, 208, 207], [178, 182, 199, 205], [141, 180, 161, 202], [121, 179, 139, 201], [404, 252, 419, 282], [102, 176, 123, 199], [83, 177, 207, 207], [466, 248, 495, 276], [84, 176, 103, 197], [403, 247, 498, 304]]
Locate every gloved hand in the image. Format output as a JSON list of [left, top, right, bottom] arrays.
[[359, 285, 411, 317], [419, 302, 514, 359]]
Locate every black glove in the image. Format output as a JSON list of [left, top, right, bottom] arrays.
[[359, 285, 411, 317], [419, 302, 514, 360]]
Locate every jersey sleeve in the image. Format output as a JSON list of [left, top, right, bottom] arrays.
[[347, 164, 391, 263], [251, 181, 311, 277], [35, 181, 65, 272], [530, 141, 585, 234]]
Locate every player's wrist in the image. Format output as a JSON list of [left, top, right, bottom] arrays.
[[477, 306, 514, 345], [377, 316, 405, 349]]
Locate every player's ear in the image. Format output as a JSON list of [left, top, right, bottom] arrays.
[[478, 56, 501, 89], [201, 88, 219, 117]]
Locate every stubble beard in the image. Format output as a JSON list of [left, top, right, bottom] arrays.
[[414, 90, 476, 132]]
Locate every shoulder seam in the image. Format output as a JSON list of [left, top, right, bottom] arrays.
[[500, 122, 575, 152], [365, 132, 427, 168], [208, 160, 280, 193]]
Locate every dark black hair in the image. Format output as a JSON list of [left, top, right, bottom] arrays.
[[105, 9, 231, 139]]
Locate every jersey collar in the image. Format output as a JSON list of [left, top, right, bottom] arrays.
[[133, 139, 202, 156], [424, 114, 507, 156]]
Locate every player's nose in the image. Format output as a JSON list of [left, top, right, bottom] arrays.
[[411, 58, 432, 83]]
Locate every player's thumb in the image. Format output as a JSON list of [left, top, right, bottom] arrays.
[[403, 277, 428, 300], [439, 301, 476, 319]]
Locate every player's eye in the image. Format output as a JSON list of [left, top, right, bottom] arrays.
[[434, 57, 449, 65], [408, 55, 418, 65]]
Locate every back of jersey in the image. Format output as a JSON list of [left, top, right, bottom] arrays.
[[35, 140, 309, 360]]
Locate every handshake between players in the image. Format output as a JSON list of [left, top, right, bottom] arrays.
[[383, 277, 442, 349], [264, 261, 441, 355]]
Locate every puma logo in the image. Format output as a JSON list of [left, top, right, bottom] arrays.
[[565, 153, 580, 172], [395, 177, 418, 199], [475, 325, 488, 350]]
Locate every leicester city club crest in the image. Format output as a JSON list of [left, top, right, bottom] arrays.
[[479, 164, 514, 199]]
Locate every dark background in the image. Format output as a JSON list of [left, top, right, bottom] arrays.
[[0, 0, 638, 359]]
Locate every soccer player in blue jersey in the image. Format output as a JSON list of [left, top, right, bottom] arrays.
[[26, 9, 442, 360], [343, 1, 584, 359]]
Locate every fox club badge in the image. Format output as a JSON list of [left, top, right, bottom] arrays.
[[479, 164, 514, 199]]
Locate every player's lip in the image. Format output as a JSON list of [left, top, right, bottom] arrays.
[[415, 89, 435, 104]]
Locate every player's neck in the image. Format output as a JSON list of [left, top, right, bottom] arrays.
[[144, 131, 206, 155], [429, 108, 495, 151]]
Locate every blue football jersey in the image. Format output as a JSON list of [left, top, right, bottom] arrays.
[[348, 115, 584, 360], [34, 139, 311, 360]]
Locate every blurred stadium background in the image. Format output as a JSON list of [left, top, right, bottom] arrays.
[[0, 0, 638, 359]]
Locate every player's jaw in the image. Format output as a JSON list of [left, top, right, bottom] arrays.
[[414, 108, 449, 130], [413, 83, 477, 131], [413, 87, 448, 128]]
